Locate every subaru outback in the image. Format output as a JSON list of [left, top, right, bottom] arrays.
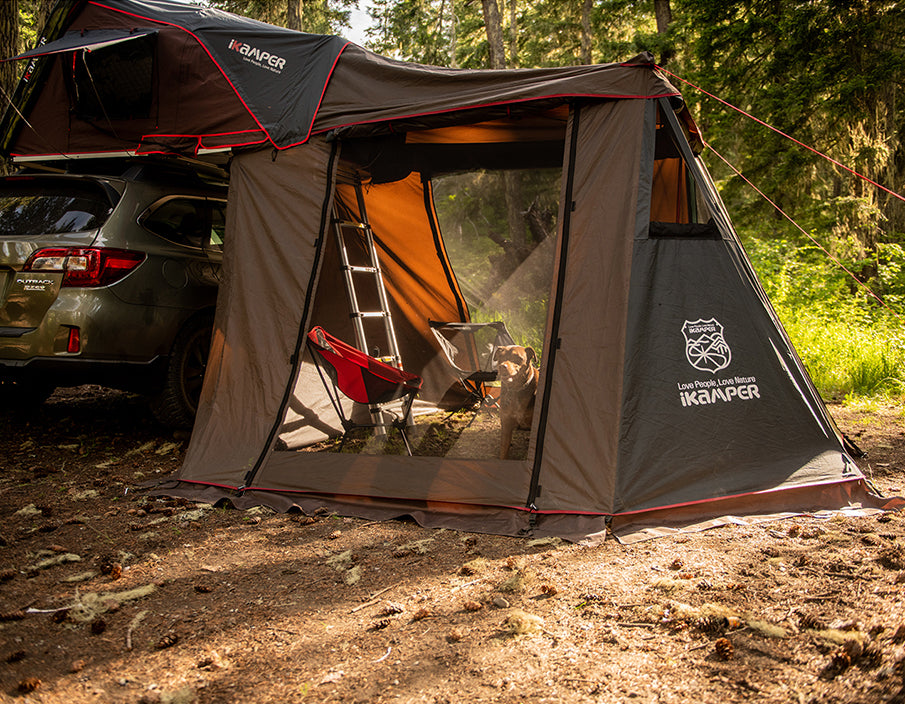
[[0, 159, 227, 427]]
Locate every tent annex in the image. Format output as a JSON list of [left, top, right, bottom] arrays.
[[1, 0, 889, 540]]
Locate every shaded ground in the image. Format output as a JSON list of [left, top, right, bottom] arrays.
[[0, 387, 903, 703]]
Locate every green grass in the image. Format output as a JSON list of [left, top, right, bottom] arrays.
[[777, 306, 905, 400], [745, 237, 905, 402]]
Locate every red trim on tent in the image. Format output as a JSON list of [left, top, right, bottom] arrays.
[[87, 1, 352, 150], [86, 2, 274, 145], [278, 43, 351, 150], [175, 475, 866, 518], [536, 477, 868, 517]]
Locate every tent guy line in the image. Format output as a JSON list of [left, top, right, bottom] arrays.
[[706, 139, 901, 320], [655, 64, 905, 206]]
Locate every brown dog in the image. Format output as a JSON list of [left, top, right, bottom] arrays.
[[494, 345, 539, 460]]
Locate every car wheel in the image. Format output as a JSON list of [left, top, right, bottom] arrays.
[[0, 378, 55, 412], [152, 315, 213, 429]]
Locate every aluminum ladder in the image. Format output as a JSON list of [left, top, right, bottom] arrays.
[[333, 177, 402, 369]]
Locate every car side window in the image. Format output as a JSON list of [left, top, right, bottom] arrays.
[[209, 203, 226, 249], [141, 197, 224, 249]]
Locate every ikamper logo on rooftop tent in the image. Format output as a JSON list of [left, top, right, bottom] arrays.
[[677, 318, 762, 407], [228, 39, 287, 74]]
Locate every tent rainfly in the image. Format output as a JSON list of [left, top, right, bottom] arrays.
[[2, 0, 898, 541]]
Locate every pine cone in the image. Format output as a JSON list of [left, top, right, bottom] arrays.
[[797, 611, 825, 630], [463, 600, 483, 612], [820, 650, 851, 679], [379, 601, 404, 616], [17, 678, 41, 694], [579, 592, 605, 603], [860, 643, 883, 669], [695, 616, 728, 634], [369, 618, 391, 631], [411, 608, 431, 622], [156, 633, 180, 649], [0, 610, 26, 622], [878, 545, 905, 571], [0, 568, 16, 582], [540, 584, 559, 596], [714, 637, 733, 660]]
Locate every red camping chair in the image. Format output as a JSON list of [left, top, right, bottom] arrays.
[[306, 326, 423, 455]]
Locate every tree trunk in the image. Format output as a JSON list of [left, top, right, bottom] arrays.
[[287, 0, 303, 31], [0, 3, 18, 110], [449, 3, 458, 68], [480, 0, 525, 260], [654, 0, 671, 35], [33, 0, 58, 42], [580, 0, 593, 65], [654, 0, 672, 65], [480, 0, 505, 70], [508, 0, 517, 68], [0, 3, 18, 175]]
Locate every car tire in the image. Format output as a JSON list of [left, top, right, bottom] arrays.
[[151, 314, 213, 429], [0, 378, 55, 412]]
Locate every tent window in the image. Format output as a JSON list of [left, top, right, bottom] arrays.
[[434, 168, 559, 361], [651, 110, 711, 226], [278, 162, 561, 462], [68, 32, 155, 121]]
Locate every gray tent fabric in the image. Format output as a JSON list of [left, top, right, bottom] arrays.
[[8, 28, 157, 59], [3, 0, 899, 539], [527, 99, 649, 514], [182, 141, 338, 486]]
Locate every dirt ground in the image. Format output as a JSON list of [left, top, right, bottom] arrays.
[[0, 387, 903, 704]]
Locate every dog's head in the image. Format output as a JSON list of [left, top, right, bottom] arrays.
[[493, 345, 537, 387]]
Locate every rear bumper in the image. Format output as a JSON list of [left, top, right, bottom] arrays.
[[0, 354, 166, 392]]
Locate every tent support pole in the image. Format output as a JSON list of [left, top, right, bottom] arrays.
[[526, 102, 583, 510]]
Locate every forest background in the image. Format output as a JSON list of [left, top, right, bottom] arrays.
[[2, 0, 904, 405]]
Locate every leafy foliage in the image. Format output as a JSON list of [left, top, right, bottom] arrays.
[[209, 0, 355, 35]]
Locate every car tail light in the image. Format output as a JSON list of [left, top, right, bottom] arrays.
[[23, 247, 145, 287], [67, 327, 81, 353]]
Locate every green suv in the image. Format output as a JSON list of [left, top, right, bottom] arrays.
[[0, 160, 227, 427]]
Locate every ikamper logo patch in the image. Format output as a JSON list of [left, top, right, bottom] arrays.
[[676, 317, 762, 408], [228, 39, 287, 73], [682, 318, 731, 373]]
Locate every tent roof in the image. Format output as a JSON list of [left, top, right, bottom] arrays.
[[0, 0, 686, 159]]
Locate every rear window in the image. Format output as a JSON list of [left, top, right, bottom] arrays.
[[0, 178, 115, 236]]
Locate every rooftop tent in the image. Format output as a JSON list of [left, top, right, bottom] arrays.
[[2, 0, 895, 540]]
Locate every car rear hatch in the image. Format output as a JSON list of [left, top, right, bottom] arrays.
[[0, 175, 119, 334]]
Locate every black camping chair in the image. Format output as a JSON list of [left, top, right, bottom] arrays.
[[428, 320, 515, 411], [307, 326, 423, 455]]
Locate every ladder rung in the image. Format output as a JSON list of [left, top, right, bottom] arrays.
[[344, 265, 379, 273], [352, 312, 390, 319], [335, 220, 369, 229]]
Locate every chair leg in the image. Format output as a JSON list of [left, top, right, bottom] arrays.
[[397, 426, 413, 456]]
